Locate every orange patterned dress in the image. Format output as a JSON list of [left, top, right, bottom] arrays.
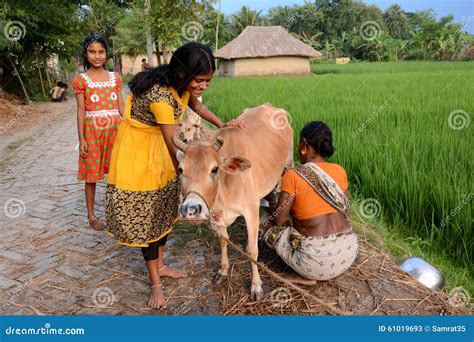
[[72, 72, 122, 183]]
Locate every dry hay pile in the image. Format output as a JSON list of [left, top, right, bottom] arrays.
[[205, 220, 471, 316]]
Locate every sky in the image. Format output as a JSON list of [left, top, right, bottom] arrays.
[[217, 0, 474, 33]]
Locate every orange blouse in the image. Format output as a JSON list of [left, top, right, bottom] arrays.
[[281, 162, 348, 220]]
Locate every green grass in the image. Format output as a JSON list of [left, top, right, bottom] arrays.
[[203, 61, 473, 290]]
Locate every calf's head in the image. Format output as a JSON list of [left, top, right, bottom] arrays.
[[172, 135, 251, 223]]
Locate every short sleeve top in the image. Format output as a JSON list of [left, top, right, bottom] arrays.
[[130, 84, 190, 126], [281, 162, 348, 220], [72, 72, 122, 113]]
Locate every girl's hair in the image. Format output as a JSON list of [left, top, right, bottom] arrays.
[[82, 34, 109, 71], [129, 42, 215, 96], [300, 121, 335, 158]]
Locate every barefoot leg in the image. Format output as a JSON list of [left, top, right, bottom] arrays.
[[85, 182, 104, 230], [145, 259, 166, 309], [157, 245, 186, 278], [283, 273, 317, 286]]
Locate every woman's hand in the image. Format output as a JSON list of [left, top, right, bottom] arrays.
[[79, 139, 89, 157], [226, 118, 247, 129]]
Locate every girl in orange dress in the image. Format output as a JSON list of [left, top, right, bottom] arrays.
[[73, 34, 124, 230]]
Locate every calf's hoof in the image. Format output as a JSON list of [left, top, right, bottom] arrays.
[[250, 284, 264, 301], [213, 273, 228, 285]]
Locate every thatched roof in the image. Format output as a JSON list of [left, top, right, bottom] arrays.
[[215, 26, 322, 60]]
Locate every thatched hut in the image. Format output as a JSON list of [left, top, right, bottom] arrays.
[[215, 26, 322, 77]]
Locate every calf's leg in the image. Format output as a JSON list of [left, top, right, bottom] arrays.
[[214, 224, 230, 284], [244, 207, 264, 301]]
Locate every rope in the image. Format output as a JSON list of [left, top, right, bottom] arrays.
[[217, 233, 352, 316]]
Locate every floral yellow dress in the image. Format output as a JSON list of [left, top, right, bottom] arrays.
[[106, 84, 190, 247]]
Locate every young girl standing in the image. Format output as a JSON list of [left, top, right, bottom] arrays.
[[73, 34, 124, 230]]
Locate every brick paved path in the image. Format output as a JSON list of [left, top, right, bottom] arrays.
[[0, 102, 220, 315]]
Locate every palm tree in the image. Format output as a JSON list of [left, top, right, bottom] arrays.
[[383, 4, 409, 39], [232, 6, 262, 35]]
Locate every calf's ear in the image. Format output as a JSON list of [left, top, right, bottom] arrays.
[[220, 156, 252, 174]]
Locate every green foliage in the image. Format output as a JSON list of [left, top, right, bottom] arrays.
[[112, 10, 147, 58], [132, 0, 214, 50], [2, 0, 473, 100], [0, 0, 87, 99], [263, 1, 473, 63], [0, 0, 132, 99]]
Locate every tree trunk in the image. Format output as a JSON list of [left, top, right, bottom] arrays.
[[72, 56, 80, 73], [155, 41, 162, 65], [37, 58, 46, 98], [215, 0, 221, 51], [114, 51, 123, 74], [130, 55, 138, 74], [8, 54, 31, 104], [146, 30, 154, 67], [145, 0, 154, 67], [64, 70, 70, 85], [45, 65, 52, 88], [161, 43, 168, 64]]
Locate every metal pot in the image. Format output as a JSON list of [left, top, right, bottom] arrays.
[[400, 257, 445, 290]]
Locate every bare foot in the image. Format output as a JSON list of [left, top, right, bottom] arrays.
[[88, 216, 104, 231], [158, 265, 186, 279], [283, 274, 317, 286], [148, 285, 166, 309]]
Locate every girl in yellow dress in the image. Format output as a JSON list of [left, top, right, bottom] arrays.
[[106, 43, 243, 309]]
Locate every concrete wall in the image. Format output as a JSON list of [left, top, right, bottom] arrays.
[[218, 56, 311, 77]]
